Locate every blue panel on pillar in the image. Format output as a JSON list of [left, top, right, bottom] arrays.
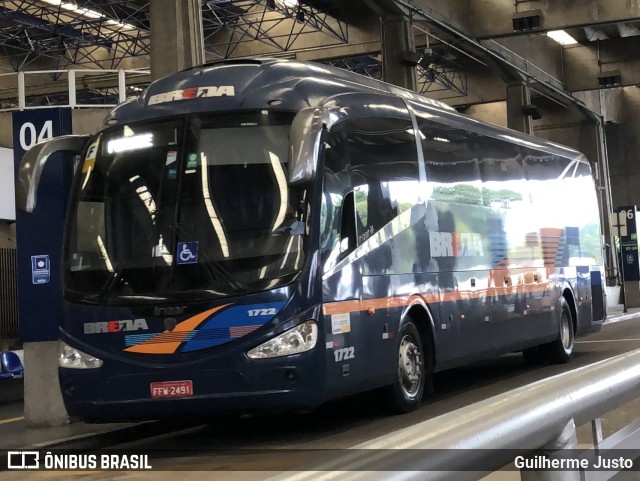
[[13, 108, 74, 343], [616, 206, 640, 282]]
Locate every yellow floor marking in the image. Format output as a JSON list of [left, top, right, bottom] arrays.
[[576, 339, 640, 343], [0, 416, 24, 424]]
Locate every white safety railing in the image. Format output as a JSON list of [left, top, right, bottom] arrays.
[[267, 348, 640, 480], [0, 69, 150, 111]]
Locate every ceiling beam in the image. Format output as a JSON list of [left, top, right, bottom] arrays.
[[458, 0, 640, 39], [564, 37, 640, 91], [362, 0, 407, 17]]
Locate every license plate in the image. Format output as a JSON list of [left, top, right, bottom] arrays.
[[150, 380, 193, 399]]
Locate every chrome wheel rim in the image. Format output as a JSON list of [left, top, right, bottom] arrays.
[[398, 335, 422, 398], [560, 309, 572, 350]]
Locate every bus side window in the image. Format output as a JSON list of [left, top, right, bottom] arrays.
[[415, 115, 482, 205], [320, 115, 420, 269], [346, 116, 420, 242]]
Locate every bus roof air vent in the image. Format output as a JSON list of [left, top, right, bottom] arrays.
[[182, 58, 269, 73]]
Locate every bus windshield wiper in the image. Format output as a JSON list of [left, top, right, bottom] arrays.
[[95, 266, 126, 304]]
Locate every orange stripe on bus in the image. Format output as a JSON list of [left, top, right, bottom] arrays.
[[322, 279, 557, 316], [124, 304, 230, 354]]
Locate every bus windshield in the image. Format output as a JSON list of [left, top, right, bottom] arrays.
[[65, 111, 308, 304]]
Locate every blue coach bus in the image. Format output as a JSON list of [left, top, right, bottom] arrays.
[[17, 58, 606, 420]]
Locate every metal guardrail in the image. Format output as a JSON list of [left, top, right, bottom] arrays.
[[0, 69, 150, 111], [268, 348, 640, 480]]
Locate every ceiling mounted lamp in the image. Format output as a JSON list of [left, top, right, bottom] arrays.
[[584, 27, 609, 42], [547, 30, 578, 46], [618, 23, 640, 38], [401, 48, 435, 69]]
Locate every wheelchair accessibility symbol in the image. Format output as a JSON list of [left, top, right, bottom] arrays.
[[177, 242, 198, 265]]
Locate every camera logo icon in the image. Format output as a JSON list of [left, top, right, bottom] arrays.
[[7, 451, 39, 470]]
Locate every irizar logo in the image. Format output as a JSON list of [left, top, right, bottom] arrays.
[[148, 86, 235, 105], [429, 231, 485, 257], [84, 319, 149, 334]]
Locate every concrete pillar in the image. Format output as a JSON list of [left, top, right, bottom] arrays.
[[23, 342, 68, 426], [381, 16, 416, 91], [580, 120, 616, 283], [149, 0, 205, 81], [506, 82, 534, 135]]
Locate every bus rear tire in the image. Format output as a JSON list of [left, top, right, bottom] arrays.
[[523, 297, 574, 365], [383, 318, 425, 414], [542, 297, 574, 364]]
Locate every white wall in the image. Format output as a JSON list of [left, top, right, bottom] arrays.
[[0, 147, 15, 221]]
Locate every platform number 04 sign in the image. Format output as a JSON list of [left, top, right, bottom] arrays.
[[19, 120, 53, 151]]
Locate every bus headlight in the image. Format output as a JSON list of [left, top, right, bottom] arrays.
[[247, 321, 318, 359], [59, 341, 103, 369]]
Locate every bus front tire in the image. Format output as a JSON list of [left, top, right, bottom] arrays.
[[383, 318, 426, 414]]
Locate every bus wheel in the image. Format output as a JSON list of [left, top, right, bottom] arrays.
[[383, 318, 425, 413], [543, 297, 574, 363]]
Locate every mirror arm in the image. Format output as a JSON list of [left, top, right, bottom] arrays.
[[16, 135, 90, 213], [288, 107, 325, 186]]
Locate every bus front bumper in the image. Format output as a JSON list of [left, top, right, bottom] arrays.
[[59, 364, 325, 422]]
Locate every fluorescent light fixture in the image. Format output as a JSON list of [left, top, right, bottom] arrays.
[[42, 0, 104, 19], [77, 8, 103, 19], [276, 0, 299, 8], [547, 30, 578, 46], [107, 133, 153, 154], [106, 21, 137, 31]]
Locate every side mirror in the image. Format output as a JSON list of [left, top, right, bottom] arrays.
[[288, 107, 324, 185], [16, 135, 90, 213]]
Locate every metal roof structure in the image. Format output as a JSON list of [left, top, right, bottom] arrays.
[[4, 0, 636, 107], [0, 0, 351, 70], [0, 0, 149, 70]]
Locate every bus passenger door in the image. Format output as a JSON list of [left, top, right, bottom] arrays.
[[321, 176, 365, 398]]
